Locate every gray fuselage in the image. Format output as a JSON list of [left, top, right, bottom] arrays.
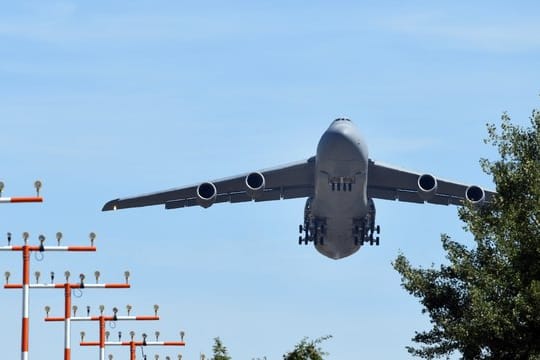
[[311, 119, 370, 259]]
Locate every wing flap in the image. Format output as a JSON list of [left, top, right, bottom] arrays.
[[282, 186, 313, 199], [230, 193, 251, 203], [367, 187, 397, 201], [428, 195, 452, 206], [165, 199, 186, 209], [397, 190, 425, 204], [254, 189, 282, 202]]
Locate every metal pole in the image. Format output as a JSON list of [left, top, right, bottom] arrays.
[[130, 341, 136, 360], [0, 196, 43, 203], [99, 317, 105, 360], [21, 246, 30, 360], [64, 284, 72, 360]]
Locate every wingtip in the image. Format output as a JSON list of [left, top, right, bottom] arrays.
[[102, 199, 120, 212]]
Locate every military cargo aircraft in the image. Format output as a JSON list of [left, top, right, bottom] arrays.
[[103, 118, 495, 259]]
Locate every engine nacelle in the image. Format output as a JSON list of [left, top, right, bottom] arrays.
[[417, 174, 438, 200], [465, 185, 485, 205], [196, 182, 217, 208], [245, 172, 265, 198]]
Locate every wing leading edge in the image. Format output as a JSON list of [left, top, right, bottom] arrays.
[[102, 157, 316, 211], [367, 160, 496, 205]]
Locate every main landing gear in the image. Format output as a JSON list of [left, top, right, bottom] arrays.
[[353, 199, 380, 246], [298, 197, 326, 246], [353, 222, 380, 246], [353, 224, 381, 246], [299, 221, 326, 245], [353, 199, 381, 246]]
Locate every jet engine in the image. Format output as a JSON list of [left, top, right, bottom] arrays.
[[465, 185, 485, 205], [245, 172, 265, 198], [417, 174, 438, 200], [196, 182, 217, 208]]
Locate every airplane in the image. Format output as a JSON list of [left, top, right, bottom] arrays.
[[103, 118, 495, 260]]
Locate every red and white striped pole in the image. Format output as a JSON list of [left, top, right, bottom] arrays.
[[0, 180, 43, 204], [22, 241, 30, 360], [0, 196, 43, 203], [46, 305, 158, 360], [1, 232, 96, 360]]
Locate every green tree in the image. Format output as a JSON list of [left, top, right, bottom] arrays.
[[282, 335, 332, 360], [211, 337, 231, 360], [393, 109, 540, 359]]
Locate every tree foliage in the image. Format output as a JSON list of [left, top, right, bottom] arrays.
[[393, 109, 540, 359], [211, 337, 232, 360], [209, 335, 332, 360], [282, 335, 332, 360]]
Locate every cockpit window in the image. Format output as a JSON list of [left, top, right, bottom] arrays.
[[334, 118, 351, 122]]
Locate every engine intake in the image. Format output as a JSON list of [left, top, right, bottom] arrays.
[[465, 185, 485, 205], [245, 172, 265, 198], [196, 182, 217, 208], [417, 174, 438, 200]]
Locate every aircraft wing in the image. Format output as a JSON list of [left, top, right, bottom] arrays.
[[367, 160, 496, 205], [102, 157, 316, 211]]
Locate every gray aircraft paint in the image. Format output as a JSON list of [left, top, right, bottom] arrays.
[[103, 118, 494, 260]]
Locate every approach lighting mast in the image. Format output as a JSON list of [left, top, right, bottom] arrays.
[[1, 232, 96, 360], [0, 181, 43, 204], [81, 329, 186, 360], [46, 303, 157, 360]]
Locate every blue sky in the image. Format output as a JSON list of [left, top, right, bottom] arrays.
[[1, 1, 539, 359]]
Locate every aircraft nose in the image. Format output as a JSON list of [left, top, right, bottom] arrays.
[[317, 118, 367, 161], [327, 118, 357, 137], [332, 117, 352, 123]]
